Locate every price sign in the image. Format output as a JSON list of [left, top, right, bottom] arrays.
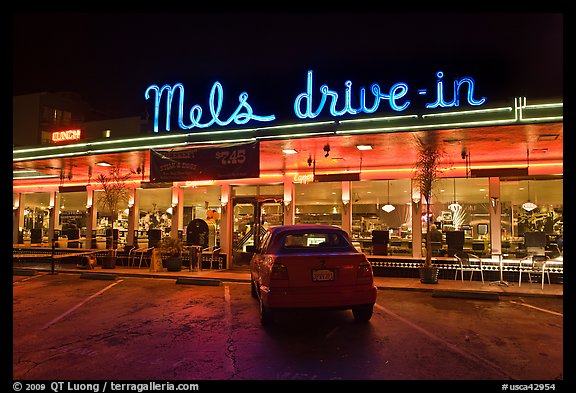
[[150, 141, 259, 182]]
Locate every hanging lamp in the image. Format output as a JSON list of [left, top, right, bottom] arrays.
[[522, 180, 537, 211], [448, 178, 461, 212], [382, 180, 395, 213], [522, 149, 537, 212]]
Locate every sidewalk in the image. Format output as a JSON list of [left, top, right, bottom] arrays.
[[13, 262, 563, 299]]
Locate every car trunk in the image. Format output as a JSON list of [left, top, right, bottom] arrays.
[[271, 251, 371, 288]]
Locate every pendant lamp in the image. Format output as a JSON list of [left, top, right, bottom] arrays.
[[382, 180, 395, 213], [522, 180, 537, 211]]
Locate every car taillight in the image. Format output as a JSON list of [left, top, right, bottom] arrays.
[[357, 258, 373, 281], [270, 262, 289, 280]]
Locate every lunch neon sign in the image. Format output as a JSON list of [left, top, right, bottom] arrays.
[[146, 70, 486, 132], [51, 129, 82, 142]]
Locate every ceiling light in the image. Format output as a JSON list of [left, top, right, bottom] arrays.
[[356, 144, 373, 151], [522, 202, 537, 212], [96, 161, 112, 167], [382, 204, 395, 213], [282, 149, 298, 155]]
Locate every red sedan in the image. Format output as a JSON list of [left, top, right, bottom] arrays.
[[250, 224, 378, 326]]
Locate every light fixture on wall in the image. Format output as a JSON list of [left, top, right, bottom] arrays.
[[382, 180, 395, 213]]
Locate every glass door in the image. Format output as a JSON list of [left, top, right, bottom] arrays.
[[232, 197, 283, 266]]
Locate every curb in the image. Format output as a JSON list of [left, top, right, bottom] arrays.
[[432, 289, 500, 300], [80, 272, 119, 280], [13, 268, 38, 276], [176, 277, 222, 286]]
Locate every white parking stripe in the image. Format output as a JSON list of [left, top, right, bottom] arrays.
[[509, 300, 563, 317], [41, 280, 124, 330], [223, 285, 236, 375], [374, 303, 517, 380]]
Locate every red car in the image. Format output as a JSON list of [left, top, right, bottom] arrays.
[[250, 224, 378, 325]]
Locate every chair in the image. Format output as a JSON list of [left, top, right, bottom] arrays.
[[431, 241, 443, 256], [209, 247, 222, 270], [454, 251, 484, 284], [519, 255, 550, 289]]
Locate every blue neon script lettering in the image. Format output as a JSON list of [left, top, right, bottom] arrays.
[[426, 71, 486, 108], [145, 82, 276, 132], [294, 70, 410, 119]]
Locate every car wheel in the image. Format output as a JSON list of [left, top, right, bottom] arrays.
[[259, 296, 274, 326], [250, 279, 258, 299], [352, 305, 373, 323]]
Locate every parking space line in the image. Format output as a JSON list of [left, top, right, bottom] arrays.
[[374, 302, 517, 380], [223, 285, 237, 376], [41, 280, 124, 330], [509, 300, 563, 317]]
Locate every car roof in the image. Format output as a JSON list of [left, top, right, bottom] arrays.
[[268, 224, 344, 235]]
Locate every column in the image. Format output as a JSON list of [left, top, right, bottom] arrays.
[[283, 176, 295, 225], [489, 177, 502, 258], [48, 191, 59, 243], [411, 179, 423, 258], [126, 188, 137, 247], [85, 187, 96, 248], [13, 192, 22, 244], [170, 185, 183, 239], [220, 184, 232, 269], [341, 181, 352, 235]]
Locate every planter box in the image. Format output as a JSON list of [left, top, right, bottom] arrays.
[[166, 256, 182, 272]]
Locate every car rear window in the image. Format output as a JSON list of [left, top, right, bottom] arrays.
[[280, 231, 355, 252]]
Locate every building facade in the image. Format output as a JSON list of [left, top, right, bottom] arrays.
[[13, 74, 563, 270]]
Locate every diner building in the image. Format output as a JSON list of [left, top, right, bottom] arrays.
[[12, 74, 563, 274]]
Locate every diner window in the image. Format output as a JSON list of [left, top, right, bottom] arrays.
[[295, 182, 342, 227], [426, 178, 490, 257], [500, 177, 563, 258], [182, 184, 222, 246], [351, 179, 412, 255], [94, 189, 130, 247], [134, 188, 172, 247], [20, 192, 51, 244]]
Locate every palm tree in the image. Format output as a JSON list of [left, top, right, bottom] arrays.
[[96, 168, 131, 259], [414, 133, 445, 273]]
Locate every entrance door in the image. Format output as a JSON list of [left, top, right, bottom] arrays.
[[232, 197, 283, 266]]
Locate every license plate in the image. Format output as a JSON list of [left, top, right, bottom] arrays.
[[312, 269, 335, 281]]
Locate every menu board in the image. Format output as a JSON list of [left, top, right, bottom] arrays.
[[150, 141, 259, 182]]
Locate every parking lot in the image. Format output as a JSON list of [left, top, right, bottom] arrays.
[[13, 271, 563, 381]]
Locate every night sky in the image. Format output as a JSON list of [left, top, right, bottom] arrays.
[[12, 13, 563, 121]]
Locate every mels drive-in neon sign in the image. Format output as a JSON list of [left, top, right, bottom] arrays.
[[145, 70, 486, 132]]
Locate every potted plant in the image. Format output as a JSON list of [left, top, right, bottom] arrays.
[[96, 168, 131, 269], [414, 134, 445, 284], [158, 236, 183, 272]]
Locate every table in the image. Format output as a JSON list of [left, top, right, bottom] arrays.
[[489, 253, 509, 286]]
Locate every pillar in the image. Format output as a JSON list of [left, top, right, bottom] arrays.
[[341, 181, 352, 235], [411, 179, 423, 258], [170, 185, 183, 239], [220, 184, 232, 268], [283, 176, 295, 225], [489, 177, 502, 258], [126, 188, 137, 247], [48, 191, 59, 243], [85, 187, 96, 248], [13, 192, 22, 244]]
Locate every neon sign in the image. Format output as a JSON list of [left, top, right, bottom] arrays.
[[145, 82, 275, 133], [146, 70, 486, 132], [295, 70, 486, 119], [51, 129, 81, 142], [294, 70, 410, 118]]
